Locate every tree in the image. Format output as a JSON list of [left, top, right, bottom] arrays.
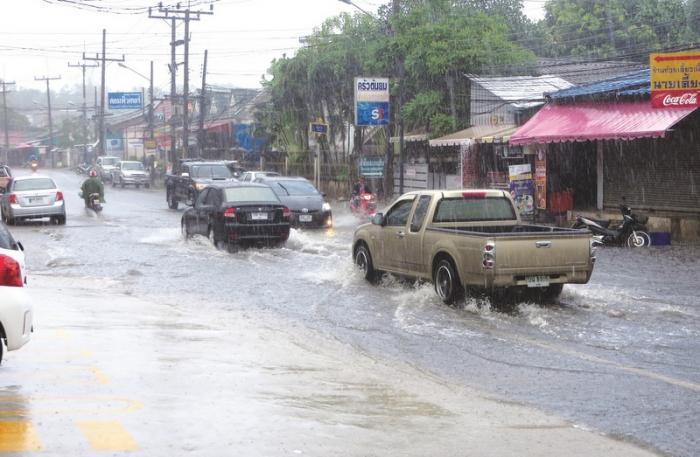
[[543, 0, 689, 59]]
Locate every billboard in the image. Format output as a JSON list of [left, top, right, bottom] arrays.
[[108, 92, 143, 110], [650, 51, 700, 108], [354, 77, 390, 126]]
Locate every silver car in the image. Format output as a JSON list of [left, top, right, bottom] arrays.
[[0, 175, 66, 225], [96, 156, 120, 181], [111, 161, 150, 188]]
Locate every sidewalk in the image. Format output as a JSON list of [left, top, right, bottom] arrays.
[[0, 274, 662, 456]]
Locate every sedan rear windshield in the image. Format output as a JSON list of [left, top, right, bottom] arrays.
[[270, 180, 318, 196], [192, 165, 231, 179], [224, 187, 279, 203], [13, 178, 56, 191], [433, 197, 516, 222], [122, 162, 144, 170]]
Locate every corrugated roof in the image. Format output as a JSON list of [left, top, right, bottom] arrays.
[[429, 124, 518, 147], [547, 69, 650, 101], [469, 75, 574, 109], [536, 57, 647, 85]]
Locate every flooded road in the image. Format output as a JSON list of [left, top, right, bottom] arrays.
[[4, 169, 699, 456]]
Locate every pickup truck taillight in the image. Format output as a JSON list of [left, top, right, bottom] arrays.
[[0, 254, 23, 287], [482, 241, 496, 269], [282, 207, 291, 218]]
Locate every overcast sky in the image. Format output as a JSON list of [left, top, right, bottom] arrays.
[[0, 0, 545, 94]]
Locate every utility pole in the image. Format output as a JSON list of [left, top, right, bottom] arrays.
[[83, 29, 125, 157], [34, 75, 61, 168], [198, 49, 208, 157], [1, 80, 15, 164], [68, 61, 99, 162], [149, 60, 154, 143], [149, 3, 213, 159], [392, 0, 405, 195]]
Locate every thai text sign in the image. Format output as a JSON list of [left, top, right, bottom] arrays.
[[108, 92, 143, 110], [359, 155, 384, 177], [354, 77, 390, 126], [650, 51, 700, 108], [508, 164, 534, 219]]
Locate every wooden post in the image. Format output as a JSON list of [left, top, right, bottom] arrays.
[[596, 141, 604, 210]]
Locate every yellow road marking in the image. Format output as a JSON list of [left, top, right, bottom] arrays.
[[0, 396, 143, 417], [90, 367, 110, 385], [78, 421, 138, 452], [0, 421, 42, 452]]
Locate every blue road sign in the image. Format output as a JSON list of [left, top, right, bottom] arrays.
[[356, 101, 390, 126], [108, 92, 143, 110]]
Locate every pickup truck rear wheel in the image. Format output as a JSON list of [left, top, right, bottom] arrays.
[[355, 244, 378, 283], [434, 258, 464, 305]]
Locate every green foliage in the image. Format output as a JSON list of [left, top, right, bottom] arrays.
[[260, 1, 535, 158], [543, 0, 690, 59]]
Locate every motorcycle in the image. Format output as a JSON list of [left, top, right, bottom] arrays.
[[79, 191, 103, 213], [350, 191, 377, 218], [76, 162, 91, 175], [30, 160, 38, 173], [572, 204, 651, 248]]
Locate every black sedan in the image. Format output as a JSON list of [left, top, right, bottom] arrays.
[[181, 183, 291, 251], [255, 176, 332, 228]]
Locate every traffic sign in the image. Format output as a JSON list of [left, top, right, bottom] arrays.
[[108, 92, 143, 110]]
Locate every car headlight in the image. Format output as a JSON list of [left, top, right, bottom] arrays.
[[195, 182, 206, 190], [322, 202, 331, 212]]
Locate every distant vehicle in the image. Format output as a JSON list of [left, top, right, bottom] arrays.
[[223, 161, 246, 179], [0, 221, 33, 364], [240, 170, 280, 182], [111, 161, 150, 188], [181, 182, 291, 252], [255, 176, 332, 228], [165, 159, 236, 210], [0, 165, 11, 191], [353, 189, 596, 304], [96, 156, 120, 181], [0, 175, 66, 225]]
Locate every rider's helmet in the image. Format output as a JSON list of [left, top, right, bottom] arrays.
[[89, 169, 97, 177]]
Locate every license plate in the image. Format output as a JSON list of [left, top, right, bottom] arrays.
[[299, 214, 313, 222], [250, 212, 268, 220], [28, 197, 44, 204], [526, 276, 550, 288]]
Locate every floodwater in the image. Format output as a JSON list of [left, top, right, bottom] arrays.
[[4, 169, 699, 456]]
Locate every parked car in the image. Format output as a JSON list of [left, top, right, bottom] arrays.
[[0, 175, 66, 225], [111, 160, 150, 188], [353, 189, 596, 304], [240, 170, 280, 182], [255, 176, 332, 228], [181, 182, 291, 252], [96, 156, 120, 181], [165, 160, 236, 210], [0, 221, 33, 364], [0, 165, 11, 191]]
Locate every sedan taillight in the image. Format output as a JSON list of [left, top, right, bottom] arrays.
[[0, 254, 23, 287], [8, 193, 17, 204], [56, 191, 64, 201]]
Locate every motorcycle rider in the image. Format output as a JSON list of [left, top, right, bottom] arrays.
[[81, 169, 105, 208], [352, 176, 372, 196]]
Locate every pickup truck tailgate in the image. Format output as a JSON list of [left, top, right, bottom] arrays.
[[494, 234, 591, 271]]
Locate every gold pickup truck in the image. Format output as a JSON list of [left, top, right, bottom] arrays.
[[352, 189, 596, 304]]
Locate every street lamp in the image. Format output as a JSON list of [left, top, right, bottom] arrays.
[[338, 0, 375, 18]]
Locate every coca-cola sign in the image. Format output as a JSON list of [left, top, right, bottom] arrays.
[[651, 90, 700, 108]]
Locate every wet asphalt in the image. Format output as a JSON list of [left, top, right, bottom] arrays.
[[4, 169, 699, 457]]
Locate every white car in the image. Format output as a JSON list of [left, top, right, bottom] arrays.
[[0, 221, 32, 364]]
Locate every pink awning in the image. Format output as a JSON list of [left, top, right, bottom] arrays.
[[509, 102, 697, 145]]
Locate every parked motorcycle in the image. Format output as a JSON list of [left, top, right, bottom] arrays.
[[350, 191, 377, 218], [572, 204, 651, 248]]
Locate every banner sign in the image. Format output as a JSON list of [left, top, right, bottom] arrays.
[[359, 155, 385, 177], [354, 77, 390, 126], [108, 92, 143, 110], [508, 163, 534, 219], [309, 122, 328, 136], [535, 147, 547, 210], [650, 51, 700, 108]]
